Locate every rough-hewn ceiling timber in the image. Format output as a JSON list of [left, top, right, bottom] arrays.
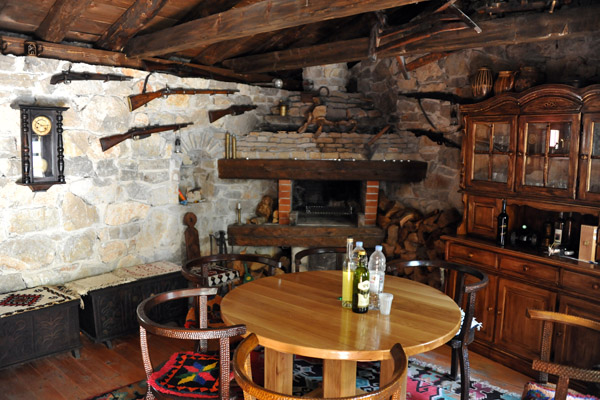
[[0, 0, 595, 86]]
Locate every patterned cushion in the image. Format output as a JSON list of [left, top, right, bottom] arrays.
[[188, 264, 239, 287], [522, 381, 600, 400], [149, 351, 233, 398], [205, 265, 239, 287]]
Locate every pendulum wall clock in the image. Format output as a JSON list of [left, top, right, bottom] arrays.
[[18, 105, 69, 191]]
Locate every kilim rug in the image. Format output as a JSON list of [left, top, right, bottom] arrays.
[[87, 357, 521, 400]]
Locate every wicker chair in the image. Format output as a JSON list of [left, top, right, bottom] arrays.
[[232, 333, 408, 400], [292, 247, 346, 273], [522, 310, 600, 400], [386, 259, 488, 400], [137, 287, 246, 400]]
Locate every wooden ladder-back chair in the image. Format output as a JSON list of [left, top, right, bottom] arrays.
[[523, 309, 600, 400], [292, 247, 346, 272], [137, 287, 246, 400], [233, 333, 408, 400], [386, 259, 489, 400]]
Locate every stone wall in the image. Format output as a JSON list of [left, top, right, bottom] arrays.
[[0, 57, 394, 293], [349, 35, 600, 213], [0, 55, 287, 293]]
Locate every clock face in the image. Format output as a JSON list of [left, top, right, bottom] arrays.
[[32, 115, 52, 136]]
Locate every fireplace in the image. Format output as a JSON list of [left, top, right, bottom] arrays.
[[219, 159, 427, 247], [278, 179, 379, 226], [291, 180, 360, 226]]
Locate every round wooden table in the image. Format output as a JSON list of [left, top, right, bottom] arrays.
[[221, 270, 461, 398]]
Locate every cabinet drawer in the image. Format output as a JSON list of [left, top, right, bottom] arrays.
[[499, 256, 559, 284], [448, 243, 496, 270], [561, 270, 600, 298]]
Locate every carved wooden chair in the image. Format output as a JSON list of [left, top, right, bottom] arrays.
[[137, 287, 246, 400], [386, 259, 488, 400], [522, 309, 600, 400], [232, 333, 408, 400], [292, 247, 346, 272]]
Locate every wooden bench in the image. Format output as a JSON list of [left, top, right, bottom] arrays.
[[0, 285, 81, 369], [64, 261, 188, 348]]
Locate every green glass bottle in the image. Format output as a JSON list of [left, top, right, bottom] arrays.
[[352, 249, 370, 314]]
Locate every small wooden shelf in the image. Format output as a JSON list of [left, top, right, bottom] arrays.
[[218, 159, 427, 181]]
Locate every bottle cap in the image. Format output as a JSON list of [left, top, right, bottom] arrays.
[[347, 237, 353, 243], [356, 241, 363, 247], [375, 245, 382, 251]]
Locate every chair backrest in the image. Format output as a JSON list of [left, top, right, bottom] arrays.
[[526, 309, 600, 400], [233, 333, 407, 400], [137, 287, 247, 400], [183, 253, 282, 287], [293, 247, 346, 273], [386, 259, 488, 344]]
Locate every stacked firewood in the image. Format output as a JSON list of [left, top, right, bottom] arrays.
[[377, 191, 461, 288]]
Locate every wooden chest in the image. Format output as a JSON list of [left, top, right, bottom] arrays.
[[0, 286, 80, 369], [65, 262, 189, 347]]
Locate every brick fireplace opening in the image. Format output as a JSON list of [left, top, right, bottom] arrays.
[[278, 179, 379, 226]]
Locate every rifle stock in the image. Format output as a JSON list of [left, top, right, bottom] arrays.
[[100, 122, 193, 152], [128, 88, 238, 111], [208, 104, 257, 123]]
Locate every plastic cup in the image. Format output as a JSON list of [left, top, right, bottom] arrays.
[[379, 293, 394, 315]]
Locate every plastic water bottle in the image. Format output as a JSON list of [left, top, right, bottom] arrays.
[[368, 245, 386, 310]]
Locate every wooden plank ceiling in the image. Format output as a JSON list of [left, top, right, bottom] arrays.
[[0, 0, 596, 89]]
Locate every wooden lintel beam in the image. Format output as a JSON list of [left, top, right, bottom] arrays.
[[223, 4, 599, 73], [0, 35, 266, 84], [405, 52, 452, 71], [124, 0, 422, 58], [35, 0, 94, 42], [96, 0, 168, 52]]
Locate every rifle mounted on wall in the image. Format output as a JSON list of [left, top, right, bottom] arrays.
[[100, 122, 193, 152], [209, 104, 257, 123], [128, 86, 238, 111], [50, 70, 132, 85]]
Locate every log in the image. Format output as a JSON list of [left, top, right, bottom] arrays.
[[437, 208, 461, 228], [386, 224, 399, 246]]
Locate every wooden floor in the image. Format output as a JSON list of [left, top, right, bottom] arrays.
[[0, 332, 531, 399]]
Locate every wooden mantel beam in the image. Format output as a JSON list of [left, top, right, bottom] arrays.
[[223, 4, 599, 73], [124, 0, 424, 58], [96, 0, 168, 52], [35, 0, 94, 43]]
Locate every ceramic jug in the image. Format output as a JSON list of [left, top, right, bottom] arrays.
[[494, 71, 516, 95]]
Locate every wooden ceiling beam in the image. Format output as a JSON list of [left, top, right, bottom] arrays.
[[35, 0, 94, 43], [223, 4, 599, 73], [124, 0, 423, 58], [96, 0, 168, 52], [0, 35, 269, 84]]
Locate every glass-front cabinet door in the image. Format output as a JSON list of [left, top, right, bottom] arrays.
[[578, 113, 600, 201], [515, 114, 580, 198], [464, 116, 517, 192]]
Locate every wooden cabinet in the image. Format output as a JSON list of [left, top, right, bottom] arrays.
[[448, 85, 600, 377], [444, 237, 600, 377]]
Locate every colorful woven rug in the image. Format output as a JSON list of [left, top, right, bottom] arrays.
[[87, 357, 521, 400]]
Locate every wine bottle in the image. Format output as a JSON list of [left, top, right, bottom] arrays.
[[562, 212, 574, 250], [341, 237, 354, 309], [496, 199, 509, 247], [352, 249, 370, 314], [554, 212, 565, 246]]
